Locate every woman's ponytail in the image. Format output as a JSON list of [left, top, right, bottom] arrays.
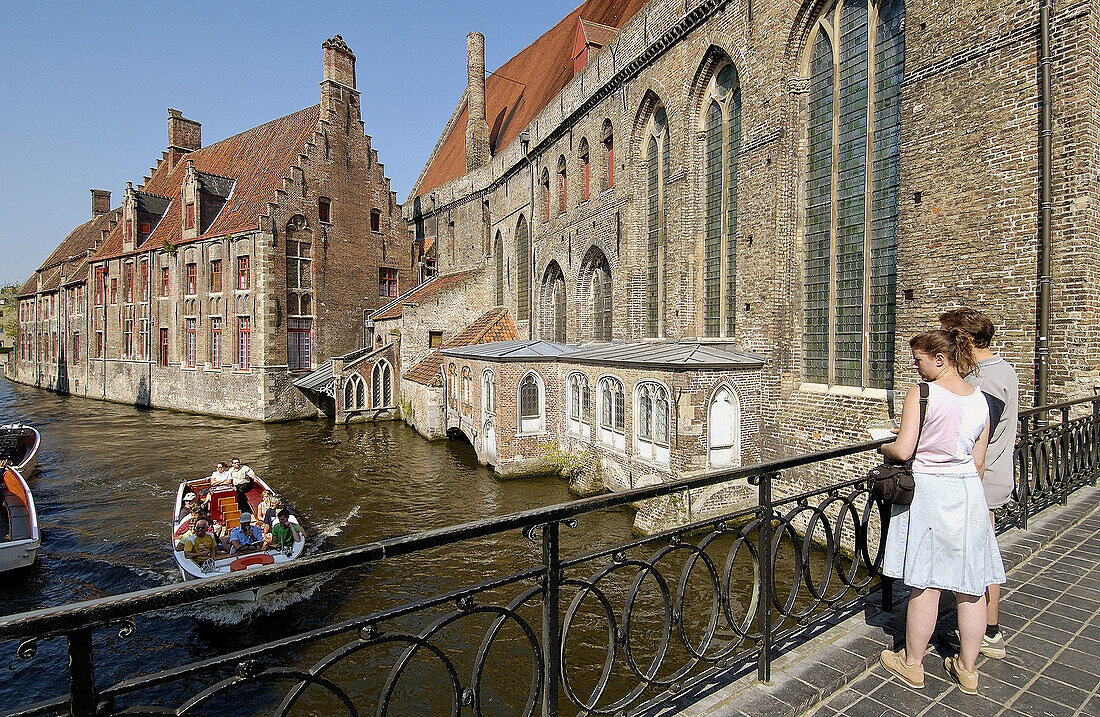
[[909, 328, 977, 376], [947, 326, 978, 377]]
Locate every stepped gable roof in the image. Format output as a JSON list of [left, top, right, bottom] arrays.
[[371, 270, 475, 321], [96, 105, 320, 260], [411, 0, 646, 199], [404, 307, 519, 386], [18, 209, 118, 296]]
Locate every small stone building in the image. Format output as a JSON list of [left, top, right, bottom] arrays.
[[13, 36, 414, 421]]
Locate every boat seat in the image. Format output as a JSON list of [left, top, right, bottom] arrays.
[[1, 488, 30, 541], [0, 434, 18, 462]]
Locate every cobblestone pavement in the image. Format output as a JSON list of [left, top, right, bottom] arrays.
[[647, 485, 1100, 717], [807, 505, 1100, 717]]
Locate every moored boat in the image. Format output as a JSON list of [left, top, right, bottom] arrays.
[[0, 424, 41, 476], [0, 466, 40, 572], [171, 474, 304, 602]]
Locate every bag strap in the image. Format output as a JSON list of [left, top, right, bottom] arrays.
[[906, 382, 930, 468]]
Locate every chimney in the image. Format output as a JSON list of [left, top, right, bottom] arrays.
[[91, 189, 111, 219], [465, 32, 490, 172], [322, 34, 356, 88], [167, 108, 201, 171]]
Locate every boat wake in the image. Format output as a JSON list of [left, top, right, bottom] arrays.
[[175, 575, 334, 624], [308, 505, 360, 547]]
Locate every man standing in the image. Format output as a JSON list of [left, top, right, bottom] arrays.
[[940, 308, 1019, 659], [227, 457, 257, 513]]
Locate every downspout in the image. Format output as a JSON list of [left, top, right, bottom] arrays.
[[1036, 0, 1053, 412], [523, 130, 534, 340]]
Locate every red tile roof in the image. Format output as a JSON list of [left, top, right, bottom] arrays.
[[411, 0, 647, 199], [95, 106, 320, 260], [18, 209, 118, 296], [578, 18, 618, 47], [404, 307, 519, 386], [371, 270, 476, 321]]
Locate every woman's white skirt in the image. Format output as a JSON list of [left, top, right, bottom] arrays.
[[882, 471, 1006, 596]]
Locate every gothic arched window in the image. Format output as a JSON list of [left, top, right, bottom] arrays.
[[516, 216, 530, 322], [495, 230, 504, 306], [597, 375, 626, 450], [702, 63, 741, 338], [372, 361, 392, 408], [644, 106, 670, 338], [636, 381, 671, 464], [482, 369, 495, 414], [579, 137, 591, 202], [518, 372, 544, 434], [803, 0, 904, 388], [708, 384, 741, 469], [582, 248, 613, 342], [557, 154, 568, 214]]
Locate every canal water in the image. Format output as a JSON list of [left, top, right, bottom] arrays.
[[4, 377, 710, 713]]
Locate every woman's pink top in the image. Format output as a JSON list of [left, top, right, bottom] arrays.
[[911, 382, 989, 474]]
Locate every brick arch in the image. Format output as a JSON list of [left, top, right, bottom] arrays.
[[786, 0, 845, 69], [538, 260, 567, 342], [629, 86, 675, 168], [687, 44, 744, 130]]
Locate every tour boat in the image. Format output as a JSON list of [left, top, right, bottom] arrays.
[[171, 474, 305, 602], [0, 466, 40, 572], [0, 424, 41, 476]]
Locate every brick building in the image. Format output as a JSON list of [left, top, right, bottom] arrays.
[[384, 0, 1100, 529], [12, 36, 414, 420]]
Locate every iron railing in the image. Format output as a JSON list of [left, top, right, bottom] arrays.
[[1, 394, 1097, 717]]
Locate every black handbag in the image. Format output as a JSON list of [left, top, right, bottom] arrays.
[[869, 383, 929, 505]]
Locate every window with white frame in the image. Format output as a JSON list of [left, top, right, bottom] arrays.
[[636, 381, 671, 464], [707, 384, 742, 469], [482, 369, 495, 415], [517, 372, 544, 434], [372, 361, 393, 408], [597, 376, 626, 451], [803, 0, 904, 388], [567, 372, 591, 439]]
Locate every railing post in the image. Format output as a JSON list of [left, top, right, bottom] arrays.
[[1092, 399, 1100, 486], [541, 521, 561, 717], [1020, 415, 1031, 530], [1060, 407, 1071, 505], [880, 502, 894, 611], [756, 471, 776, 684], [67, 628, 96, 717]]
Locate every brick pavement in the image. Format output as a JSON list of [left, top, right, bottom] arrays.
[[648, 484, 1100, 717]]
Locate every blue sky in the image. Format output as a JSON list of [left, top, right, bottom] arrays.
[[0, 1, 576, 288]]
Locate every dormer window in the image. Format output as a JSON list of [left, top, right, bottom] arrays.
[[184, 202, 195, 230]]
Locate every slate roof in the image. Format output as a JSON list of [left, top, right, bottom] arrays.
[[96, 106, 320, 260], [404, 307, 520, 386], [441, 340, 766, 369], [411, 0, 648, 199], [370, 270, 476, 321]]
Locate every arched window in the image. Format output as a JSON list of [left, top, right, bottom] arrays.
[[707, 384, 741, 469], [541, 262, 567, 342], [582, 248, 613, 342], [540, 168, 551, 221], [803, 0, 904, 388], [494, 230, 504, 306], [461, 366, 472, 406], [644, 107, 670, 338], [518, 372, 544, 433], [448, 363, 458, 409], [636, 381, 671, 464], [344, 374, 366, 410], [702, 62, 741, 338], [602, 119, 614, 190], [557, 155, 568, 214], [578, 137, 590, 202], [516, 216, 530, 322], [372, 361, 392, 408], [597, 375, 626, 450], [567, 372, 591, 437], [482, 369, 495, 414]]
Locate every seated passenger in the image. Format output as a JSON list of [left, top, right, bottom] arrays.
[[255, 490, 277, 524], [178, 518, 219, 564], [229, 513, 265, 555], [177, 492, 203, 521], [265, 508, 304, 550], [208, 462, 232, 489], [261, 494, 297, 531]]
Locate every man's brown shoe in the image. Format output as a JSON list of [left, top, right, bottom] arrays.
[[880, 649, 925, 689]]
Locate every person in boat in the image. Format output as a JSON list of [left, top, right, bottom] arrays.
[[207, 462, 232, 492], [265, 508, 303, 550], [229, 513, 265, 554], [179, 518, 220, 564], [261, 493, 298, 531], [177, 492, 203, 521], [227, 457, 257, 513], [255, 489, 278, 523]]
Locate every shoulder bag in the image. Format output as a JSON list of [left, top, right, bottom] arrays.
[[868, 382, 929, 505]]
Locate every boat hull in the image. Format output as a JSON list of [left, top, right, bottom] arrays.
[[1, 467, 40, 574], [1, 425, 40, 476]]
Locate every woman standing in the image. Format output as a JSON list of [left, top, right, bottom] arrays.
[[879, 329, 1006, 694]]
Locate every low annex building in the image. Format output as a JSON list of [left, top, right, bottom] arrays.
[[385, 0, 1100, 530], [13, 36, 414, 421]]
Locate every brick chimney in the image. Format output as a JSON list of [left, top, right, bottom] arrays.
[[465, 32, 491, 172], [167, 108, 201, 171], [323, 34, 356, 88], [91, 189, 111, 219], [320, 35, 360, 123]]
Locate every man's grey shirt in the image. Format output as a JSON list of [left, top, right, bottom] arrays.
[[966, 354, 1019, 508]]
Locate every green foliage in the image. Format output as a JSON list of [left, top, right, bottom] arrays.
[[398, 393, 414, 420], [162, 238, 178, 256], [540, 441, 600, 480]]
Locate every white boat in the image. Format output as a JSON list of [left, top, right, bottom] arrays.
[[171, 475, 304, 602], [0, 466, 40, 572], [0, 424, 41, 476]]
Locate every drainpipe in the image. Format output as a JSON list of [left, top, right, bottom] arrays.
[[522, 130, 534, 340], [1036, 0, 1053, 414]]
